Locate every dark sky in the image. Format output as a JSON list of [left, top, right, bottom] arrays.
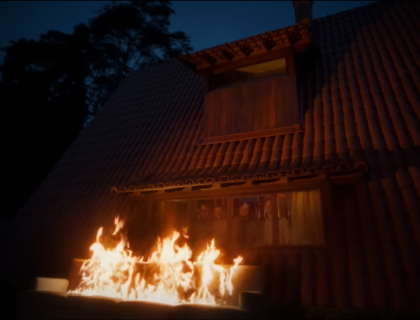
[[0, 1, 376, 65]]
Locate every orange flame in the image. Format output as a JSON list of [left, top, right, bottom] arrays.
[[68, 218, 243, 306]]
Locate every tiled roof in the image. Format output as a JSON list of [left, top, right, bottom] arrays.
[[2, 0, 420, 309], [180, 19, 312, 69]]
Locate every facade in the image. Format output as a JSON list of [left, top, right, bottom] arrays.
[[3, 0, 420, 311]]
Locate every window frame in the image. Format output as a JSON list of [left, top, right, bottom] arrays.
[[208, 57, 288, 92], [200, 46, 296, 85], [151, 178, 332, 250]]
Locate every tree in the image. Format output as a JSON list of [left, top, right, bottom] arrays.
[[83, 0, 193, 119], [0, 30, 90, 219], [0, 0, 192, 219]]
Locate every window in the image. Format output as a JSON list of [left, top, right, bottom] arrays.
[[278, 190, 324, 246], [157, 189, 324, 259], [209, 58, 287, 91], [231, 195, 271, 251], [191, 199, 228, 257], [157, 200, 188, 236], [232, 190, 324, 250]]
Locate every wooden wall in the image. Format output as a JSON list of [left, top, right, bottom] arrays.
[[138, 175, 420, 310], [246, 180, 420, 310], [204, 76, 300, 142]]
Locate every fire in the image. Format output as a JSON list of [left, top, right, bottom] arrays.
[[68, 217, 243, 306]]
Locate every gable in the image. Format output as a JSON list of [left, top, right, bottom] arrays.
[[181, 22, 311, 145]]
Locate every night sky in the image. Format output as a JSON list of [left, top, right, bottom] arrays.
[[0, 1, 376, 66]]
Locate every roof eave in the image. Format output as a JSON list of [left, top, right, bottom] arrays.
[[179, 19, 313, 71], [111, 166, 366, 196]]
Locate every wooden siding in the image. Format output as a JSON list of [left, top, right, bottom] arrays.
[[203, 75, 300, 143]]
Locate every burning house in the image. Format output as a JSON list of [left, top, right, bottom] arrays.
[[3, 0, 420, 317]]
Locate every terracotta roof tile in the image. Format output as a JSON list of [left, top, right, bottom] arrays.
[[182, 21, 311, 69], [278, 134, 293, 171], [207, 142, 228, 174]]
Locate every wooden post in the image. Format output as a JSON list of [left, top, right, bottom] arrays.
[[342, 186, 367, 309], [271, 193, 279, 246], [300, 251, 314, 305], [355, 181, 387, 309]]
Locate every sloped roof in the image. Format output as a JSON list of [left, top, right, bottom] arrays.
[[180, 19, 312, 69], [2, 0, 420, 284]]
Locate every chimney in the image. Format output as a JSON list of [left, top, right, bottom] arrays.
[[292, 1, 313, 24]]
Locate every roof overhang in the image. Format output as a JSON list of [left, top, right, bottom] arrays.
[[179, 19, 313, 71], [111, 165, 367, 196]]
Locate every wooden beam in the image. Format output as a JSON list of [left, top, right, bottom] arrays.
[[152, 178, 330, 201], [329, 171, 365, 185], [271, 192, 279, 246], [113, 167, 364, 197], [146, 194, 154, 223]]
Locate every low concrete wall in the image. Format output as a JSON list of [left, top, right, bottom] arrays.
[[17, 291, 268, 319], [17, 266, 270, 319]]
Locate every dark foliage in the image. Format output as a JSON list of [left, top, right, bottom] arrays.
[[0, 1, 192, 219], [83, 0, 193, 117]]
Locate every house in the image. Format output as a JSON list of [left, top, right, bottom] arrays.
[[2, 0, 420, 311]]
